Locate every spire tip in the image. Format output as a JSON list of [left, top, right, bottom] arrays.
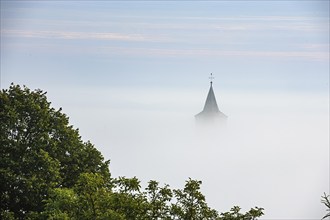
[[209, 73, 214, 85]]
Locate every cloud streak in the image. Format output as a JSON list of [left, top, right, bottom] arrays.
[[96, 46, 329, 61], [1, 29, 166, 42], [2, 39, 327, 61]]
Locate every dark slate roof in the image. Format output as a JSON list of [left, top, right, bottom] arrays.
[[195, 83, 227, 119]]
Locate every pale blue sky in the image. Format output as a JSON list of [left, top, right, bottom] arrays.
[[1, 1, 329, 219], [1, 1, 329, 92]]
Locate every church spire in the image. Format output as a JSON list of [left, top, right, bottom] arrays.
[[202, 82, 220, 113], [195, 73, 227, 123]]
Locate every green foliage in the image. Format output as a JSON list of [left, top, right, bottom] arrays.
[[171, 178, 218, 220], [43, 188, 78, 219], [111, 176, 149, 219], [322, 193, 330, 219], [0, 84, 264, 220], [219, 206, 264, 220], [0, 84, 110, 219], [43, 173, 124, 220], [145, 180, 172, 219]]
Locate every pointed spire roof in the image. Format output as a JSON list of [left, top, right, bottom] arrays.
[[202, 83, 220, 113], [195, 76, 227, 121]]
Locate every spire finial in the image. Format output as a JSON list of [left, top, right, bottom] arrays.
[[209, 73, 214, 85]]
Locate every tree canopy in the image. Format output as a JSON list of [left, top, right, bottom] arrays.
[[0, 84, 264, 219], [0, 84, 110, 218]]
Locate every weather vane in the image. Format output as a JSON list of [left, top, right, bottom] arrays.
[[209, 73, 214, 85]]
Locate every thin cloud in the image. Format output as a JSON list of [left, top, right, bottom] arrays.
[[3, 14, 327, 33], [300, 43, 329, 50], [2, 39, 327, 61], [1, 29, 167, 42], [2, 35, 327, 61], [98, 47, 328, 61]]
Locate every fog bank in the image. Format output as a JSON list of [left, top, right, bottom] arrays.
[[49, 87, 329, 219]]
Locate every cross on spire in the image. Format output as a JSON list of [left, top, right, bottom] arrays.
[[209, 73, 214, 85]]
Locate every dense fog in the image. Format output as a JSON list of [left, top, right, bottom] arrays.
[[51, 87, 329, 219]]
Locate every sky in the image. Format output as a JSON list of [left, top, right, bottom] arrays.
[[1, 1, 329, 219]]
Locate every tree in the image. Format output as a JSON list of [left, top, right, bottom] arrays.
[[43, 172, 123, 220], [43, 187, 78, 219], [0, 84, 110, 219], [219, 206, 264, 220], [171, 178, 219, 220], [144, 180, 172, 219], [322, 193, 330, 219], [111, 176, 148, 219]]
